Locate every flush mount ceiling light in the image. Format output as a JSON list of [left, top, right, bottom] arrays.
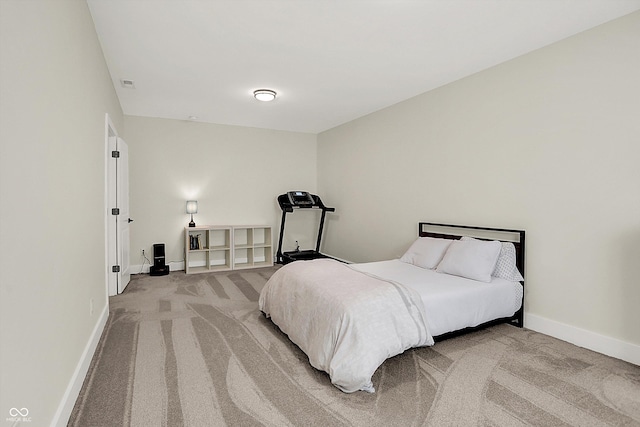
[[253, 89, 277, 102]]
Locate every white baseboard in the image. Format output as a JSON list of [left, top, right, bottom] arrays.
[[51, 303, 109, 427], [525, 313, 640, 366]]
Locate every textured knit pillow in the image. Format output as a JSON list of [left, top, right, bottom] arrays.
[[461, 236, 524, 282], [400, 237, 452, 269], [436, 238, 501, 282], [493, 242, 524, 282]]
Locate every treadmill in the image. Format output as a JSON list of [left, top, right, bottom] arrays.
[[276, 191, 335, 264]]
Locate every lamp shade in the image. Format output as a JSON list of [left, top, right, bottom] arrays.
[[186, 200, 198, 214]]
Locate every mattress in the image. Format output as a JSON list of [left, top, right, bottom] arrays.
[[350, 259, 523, 337]]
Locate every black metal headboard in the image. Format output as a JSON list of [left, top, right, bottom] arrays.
[[418, 222, 526, 328]]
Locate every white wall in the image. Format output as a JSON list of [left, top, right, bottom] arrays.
[[318, 12, 640, 352], [0, 1, 123, 425], [123, 116, 318, 270]]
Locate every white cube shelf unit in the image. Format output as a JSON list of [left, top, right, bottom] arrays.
[[184, 225, 272, 274], [184, 226, 232, 274], [232, 226, 273, 270]]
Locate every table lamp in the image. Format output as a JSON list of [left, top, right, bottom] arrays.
[[186, 200, 198, 227]]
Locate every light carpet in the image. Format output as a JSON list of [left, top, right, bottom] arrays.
[[69, 267, 640, 426]]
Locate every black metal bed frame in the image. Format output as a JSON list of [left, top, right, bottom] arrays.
[[417, 222, 526, 340]]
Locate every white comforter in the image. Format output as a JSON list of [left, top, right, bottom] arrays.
[[258, 259, 433, 393], [351, 260, 523, 336]]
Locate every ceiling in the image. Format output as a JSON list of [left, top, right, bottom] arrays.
[[87, 0, 640, 134]]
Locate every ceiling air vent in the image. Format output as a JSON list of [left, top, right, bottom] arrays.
[[120, 79, 135, 89]]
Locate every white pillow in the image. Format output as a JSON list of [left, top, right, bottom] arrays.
[[493, 242, 524, 282], [436, 238, 501, 282], [461, 237, 524, 282], [400, 237, 452, 269]]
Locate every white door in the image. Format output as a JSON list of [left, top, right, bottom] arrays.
[[116, 137, 131, 292], [108, 136, 131, 295]]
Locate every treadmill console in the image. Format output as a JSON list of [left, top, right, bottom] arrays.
[[287, 191, 314, 207]]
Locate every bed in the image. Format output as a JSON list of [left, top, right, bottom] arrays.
[[258, 222, 525, 393]]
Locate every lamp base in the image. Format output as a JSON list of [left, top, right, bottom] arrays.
[[188, 221, 196, 227]]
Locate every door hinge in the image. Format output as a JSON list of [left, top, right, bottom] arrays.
[[112, 208, 120, 215], [112, 150, 120, 158], [112, 265, 121, 273]]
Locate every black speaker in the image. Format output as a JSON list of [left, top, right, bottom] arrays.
[[150, 243, 169, 276]]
